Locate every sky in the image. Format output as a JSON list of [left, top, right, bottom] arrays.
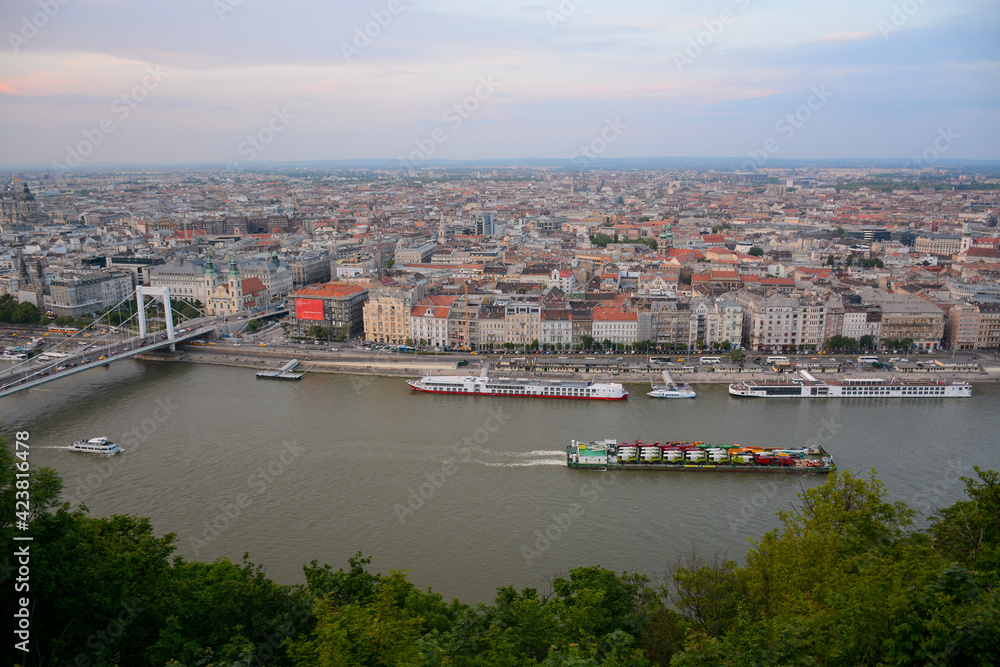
[[1, 0, 998, 168]]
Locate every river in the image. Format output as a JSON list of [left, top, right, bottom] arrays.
[[2, 359, 996, 604]]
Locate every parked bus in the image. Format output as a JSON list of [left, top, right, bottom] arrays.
[[699, 356, 722, 365], [648, 356, 672, 365], [857, 356, 879, 364], [397, 345, 417, 354], [766, 356, 790, 365]]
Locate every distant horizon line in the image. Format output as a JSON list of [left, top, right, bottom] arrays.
[[4, 156, 1000, 172]]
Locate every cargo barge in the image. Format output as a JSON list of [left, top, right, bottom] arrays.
[[567, 439, 834, 473]]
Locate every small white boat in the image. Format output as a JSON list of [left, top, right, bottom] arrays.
[[68, 437, 123, 455], [647, 370, 696, 399]]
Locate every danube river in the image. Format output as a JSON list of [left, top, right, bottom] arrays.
[[3, 359, 997, 604]]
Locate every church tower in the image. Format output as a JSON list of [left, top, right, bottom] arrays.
[[960, 222, 973, 253], [204, 256, 220, 290], [658, 221, 674, 256], [437, 211, 447, 246], [228, 258, 241, 314]]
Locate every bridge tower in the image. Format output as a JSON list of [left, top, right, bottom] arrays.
[[136, 286, 176, 349]]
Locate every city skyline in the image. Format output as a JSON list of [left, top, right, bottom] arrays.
[[1, 0, 998, 168]]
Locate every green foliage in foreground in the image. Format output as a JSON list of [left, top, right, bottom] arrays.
[[2, 439, 998, 666]]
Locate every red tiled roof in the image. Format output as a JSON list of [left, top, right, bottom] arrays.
[[592, 306, 637, 321], [291, 282, 367, 299], [241, 277, 266, 295]]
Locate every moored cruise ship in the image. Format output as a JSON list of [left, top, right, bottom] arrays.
[[729, 370, 971, 398], [407, 365, 627, 400]]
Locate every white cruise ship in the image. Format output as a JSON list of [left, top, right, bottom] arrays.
[[407, 365, 627, 400], [68, 437, 123, 455], [729, 370, 971, 398]]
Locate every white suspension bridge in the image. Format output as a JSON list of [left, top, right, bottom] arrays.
[[0, 286, 233, 399]]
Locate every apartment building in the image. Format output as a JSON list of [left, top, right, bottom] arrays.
[[47, 270, 133, 318], [540, 308, 573, 348], [592, 306, 638, 345], [876, 296, 945, 350], [841, 305, 882, 346], [363, 286, 424, 345], [290, 282, 369, 337], [410, 295, 456, 348]]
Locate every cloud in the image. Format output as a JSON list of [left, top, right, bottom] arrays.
[[0, 0, 997, 164], [819, 31, 879, 42]]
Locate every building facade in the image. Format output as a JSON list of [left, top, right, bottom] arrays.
[[290, 282, 369, 337], [410, 295, 456, 348], [876, 297, 945, 350], [363, 286, 423, 345]]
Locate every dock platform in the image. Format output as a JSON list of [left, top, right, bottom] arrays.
[[256, 359, 305, 380]]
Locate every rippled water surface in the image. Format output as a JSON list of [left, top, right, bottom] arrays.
[[3, 359, 996, 603]]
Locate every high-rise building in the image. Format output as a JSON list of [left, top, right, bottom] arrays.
[[474, 211, 495, 237]]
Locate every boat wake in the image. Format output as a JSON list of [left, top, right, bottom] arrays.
[[479, 449, 564, 458], [476, 459, 565, 467]]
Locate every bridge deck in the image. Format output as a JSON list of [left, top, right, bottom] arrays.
[[0, 326, 213, 399]]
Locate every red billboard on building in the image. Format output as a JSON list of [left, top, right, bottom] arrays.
[[295, 298, 325, 321]]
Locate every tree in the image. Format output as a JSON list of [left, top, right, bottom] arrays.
[[824, 335, 857, 352], [859, 335, 875, 351], [748, 247, 764, 257], [669, 554, 747, 639], [737, 469, 926, 665], [1, 435, 63, 537], [12, 301, 40, 324], [826, 254, 836, 266], [245, 319, 261, 332], [929, 467, 1000, 576], [582, 335, 594, 350], [728, 349, 745, 364], [591, 233, 613, 248]]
